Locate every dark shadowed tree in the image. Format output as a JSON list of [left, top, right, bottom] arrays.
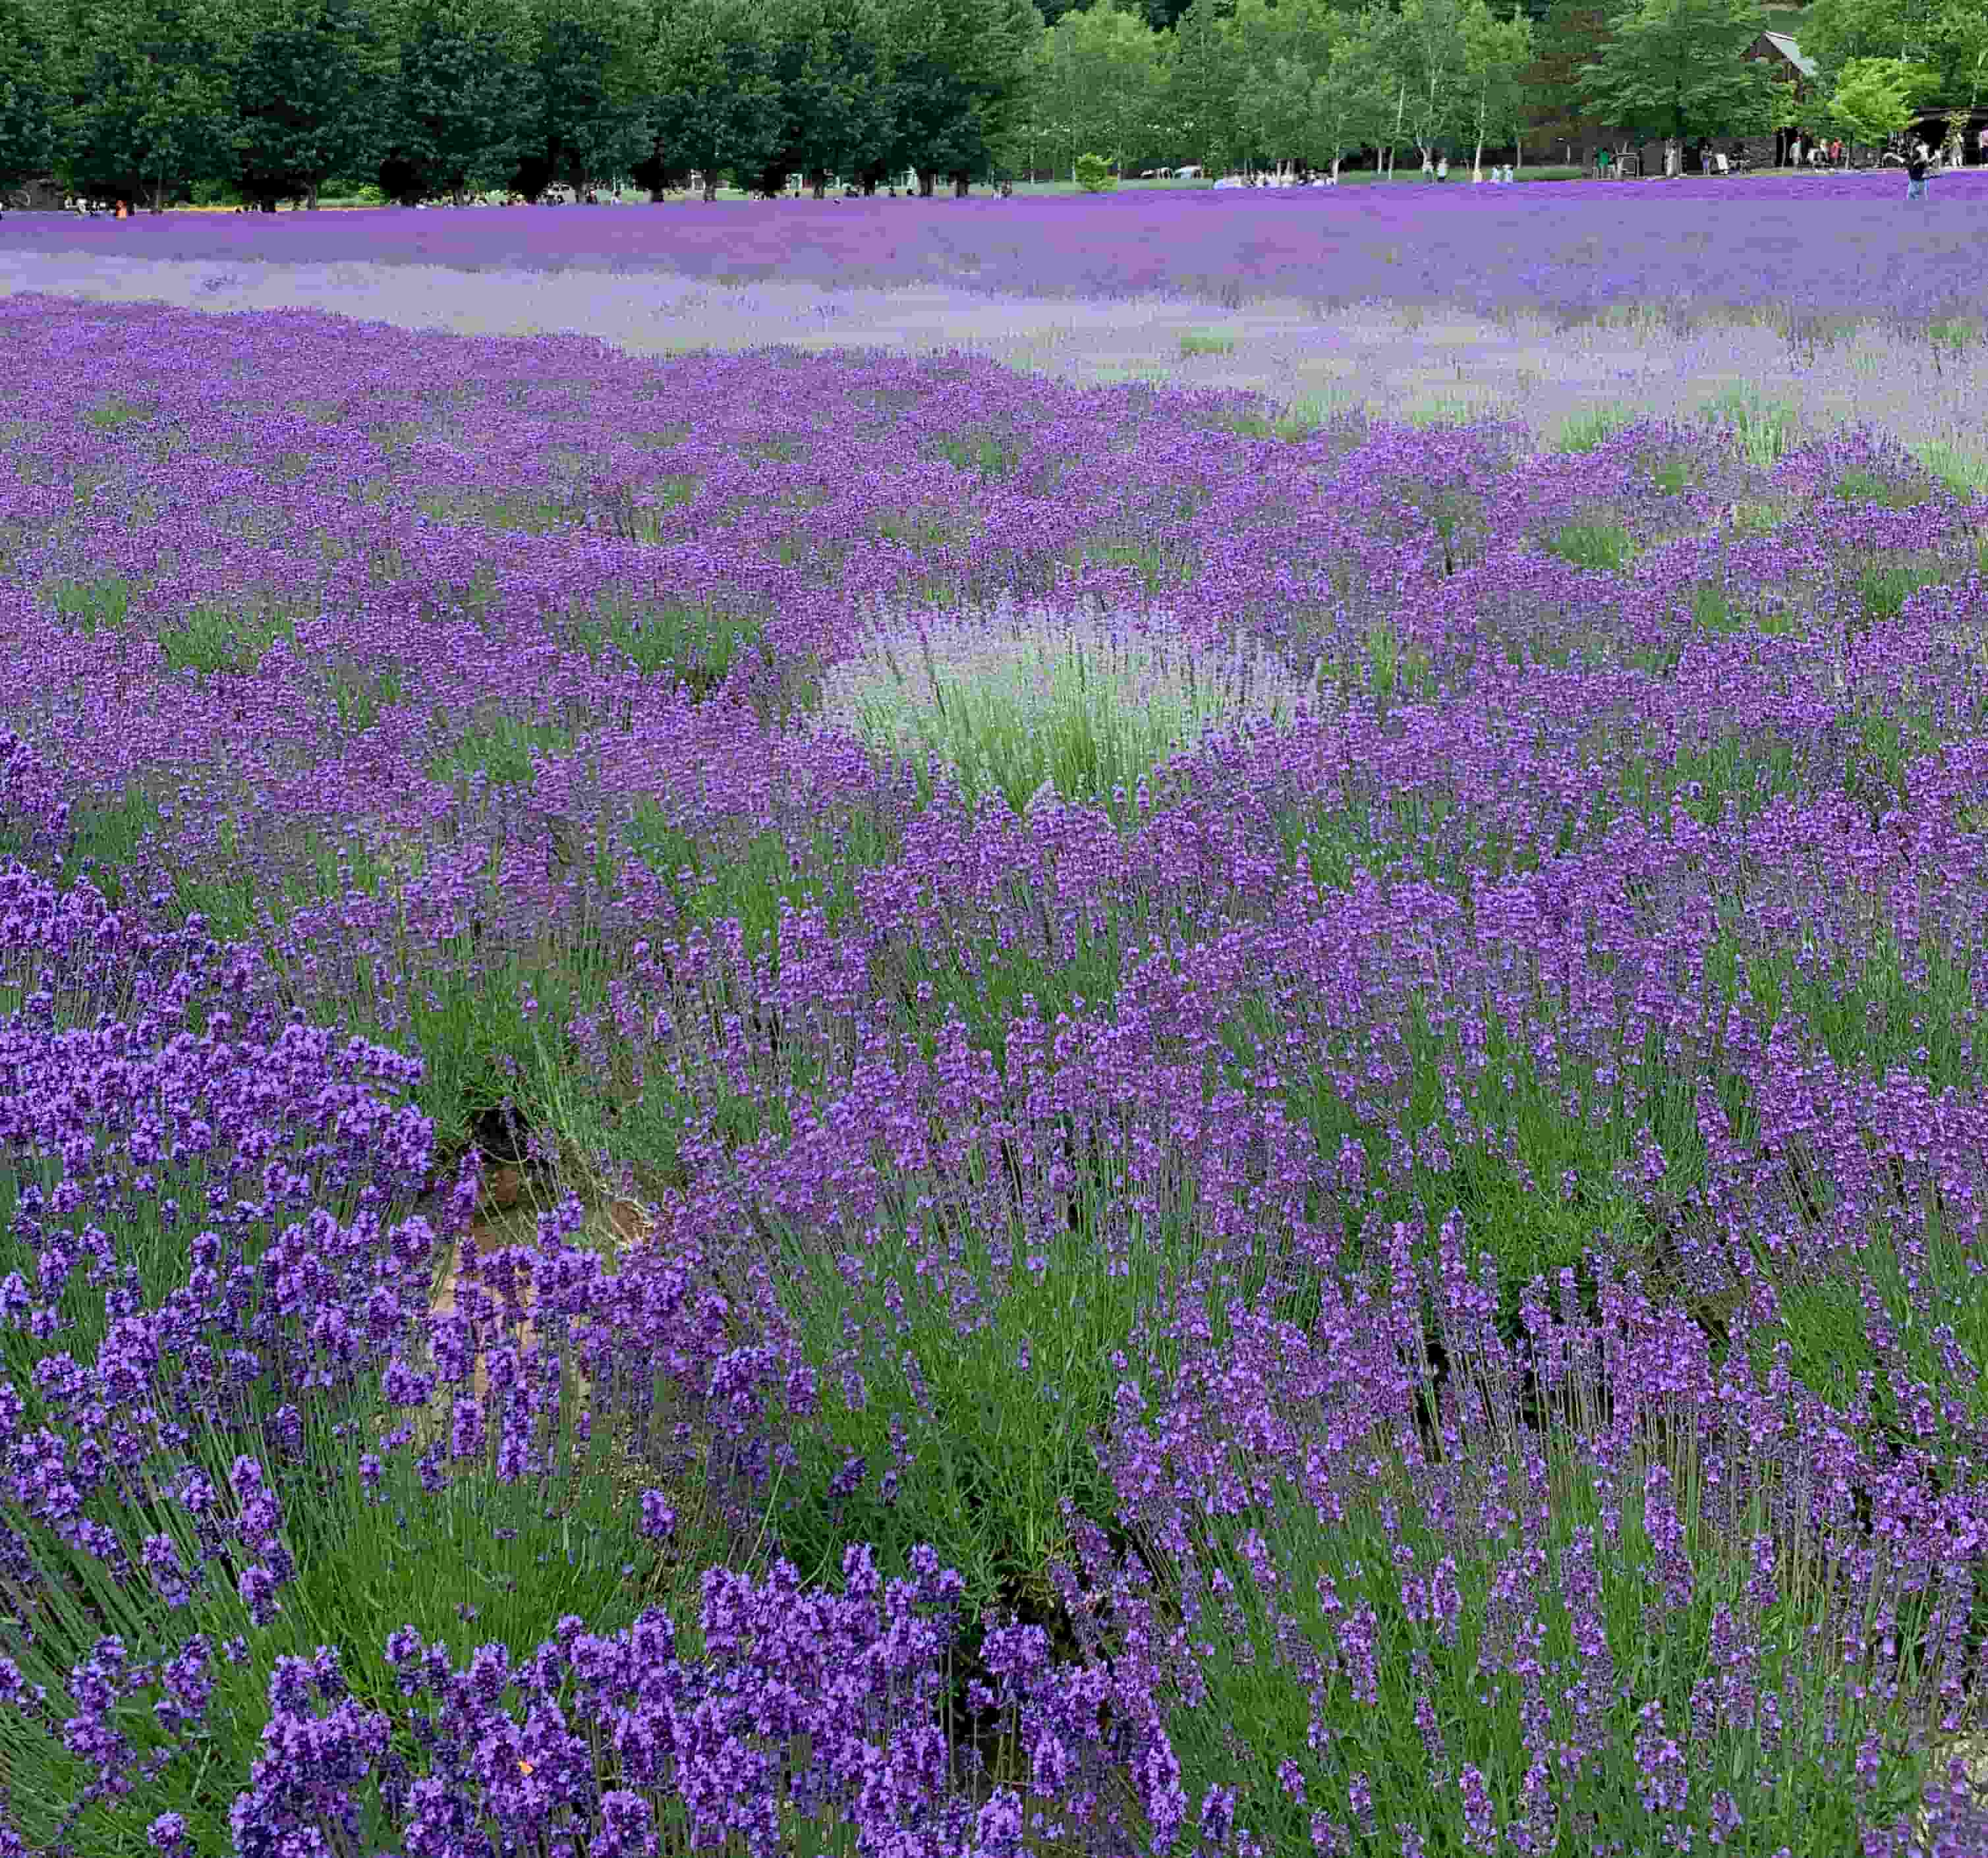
[[43, 0, 241, 210], [509, 0, 654, 199], [0, 0, 59, 197], [1518, 0, 1612, 154], [221, 0, 397, 210], [644, 0, 784, 199], [875, 0, 1041, 193], [754, 0, 896, 196], [376, 0, 543, 204]]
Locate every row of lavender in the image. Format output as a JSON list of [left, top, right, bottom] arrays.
[[7, 171, 1988, 323], [3, 289, 1988, 1853]]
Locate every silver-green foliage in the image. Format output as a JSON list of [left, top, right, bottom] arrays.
[[818, 595, 1330, 823]]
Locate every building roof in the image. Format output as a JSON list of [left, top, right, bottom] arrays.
[[1760, 31, 1818, 78]]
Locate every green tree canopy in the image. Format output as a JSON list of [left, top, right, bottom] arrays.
[[1823, 53, 1931, 145], [1037, 0, 1168, 177], [1163, 0, 1242, 172], [753, 0, 896, 196], [1519, 0, 1612, 154], [377, 0, 543, 205], [643, 0, 783, 198], [221, 0, 397, 209], [509, 0, 652, 198], [1396, 0, 1475, 165], [876, 0, 1040, 192], [1577, 0, 1794, 148], [44, 0, 242, 208], [0, 0, 60, 193], [1460, 0, 1534, 169]]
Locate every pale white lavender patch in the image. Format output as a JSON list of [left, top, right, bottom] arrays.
[[818, 594, 1334, 820]]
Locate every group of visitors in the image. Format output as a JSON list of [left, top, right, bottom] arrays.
[[64, 194, 125, 217]]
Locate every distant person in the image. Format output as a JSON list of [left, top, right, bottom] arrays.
[[1436, 155, 1449, 182], [1978, 126, 1988, 165], [1885, 146, 1929, 201]]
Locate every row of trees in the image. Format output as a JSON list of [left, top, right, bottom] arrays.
[[1, 0, 1983, 211], [0, 0, 1041, 210], [1795, 0, 1988, 155]]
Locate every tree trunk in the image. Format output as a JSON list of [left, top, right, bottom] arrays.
[[811, 172, 826, 199], [919, 172, 934, 197], [309, 179, 321, 210], [1472, 134, 1484, 181], [953, 173, 969, 196]]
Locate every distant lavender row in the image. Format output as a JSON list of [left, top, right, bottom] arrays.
[[3, 175, 1985, 322]]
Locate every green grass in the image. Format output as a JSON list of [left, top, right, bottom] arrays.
[[425, 710, 578, 787], [559, 590, 773, 696], [1544, 517, 1637, 574], [925, 428, 1027, 479], [1552, 401, 1638, 454], [1910, 437, 1988, 499], [42, 572, 135, 634], [1207, 388, 1363, 443], [1700, 383, 1801, 468], [1178, 327, 1239, 357], [157, 597, 305, 676]]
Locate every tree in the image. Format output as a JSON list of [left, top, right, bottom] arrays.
[[1396, 0, 1475, 172], [0, 0, 59, 196], [377, 0, 542, 206], [1796, 0, 1912, 93], [1460, 0, 1533, 176], [1577, 0, 1794, 167], [1038, 0, 1165, 177], [1226, 0, 1346, 175], [45, 0, 242, 210], [992, 29, 1058, 178], [1519, 0, 1612, 159], [221, 0, 397, 210], [1298, 32, 1388, 178], [753, 0, 895, 197], [644, 0, 783, 199], [508, 0, 652, 200], [874, 0, 1039, 195], [1927, 0, 1988, 110], [1823, 53, 1929, 148], [1163, 0, 1241, 173]]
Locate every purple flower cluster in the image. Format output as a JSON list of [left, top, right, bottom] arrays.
[[4, 274, 1988, 1855]]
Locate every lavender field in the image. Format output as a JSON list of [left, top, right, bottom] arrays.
[[3, 179, 1988, 1856]]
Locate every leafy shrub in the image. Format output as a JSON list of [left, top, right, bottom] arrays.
[[1073, 152, 1118, 193]]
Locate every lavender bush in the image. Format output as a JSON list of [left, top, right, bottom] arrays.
[[4, 184, 1988, 1853], [818, 596, 1332, 823]]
